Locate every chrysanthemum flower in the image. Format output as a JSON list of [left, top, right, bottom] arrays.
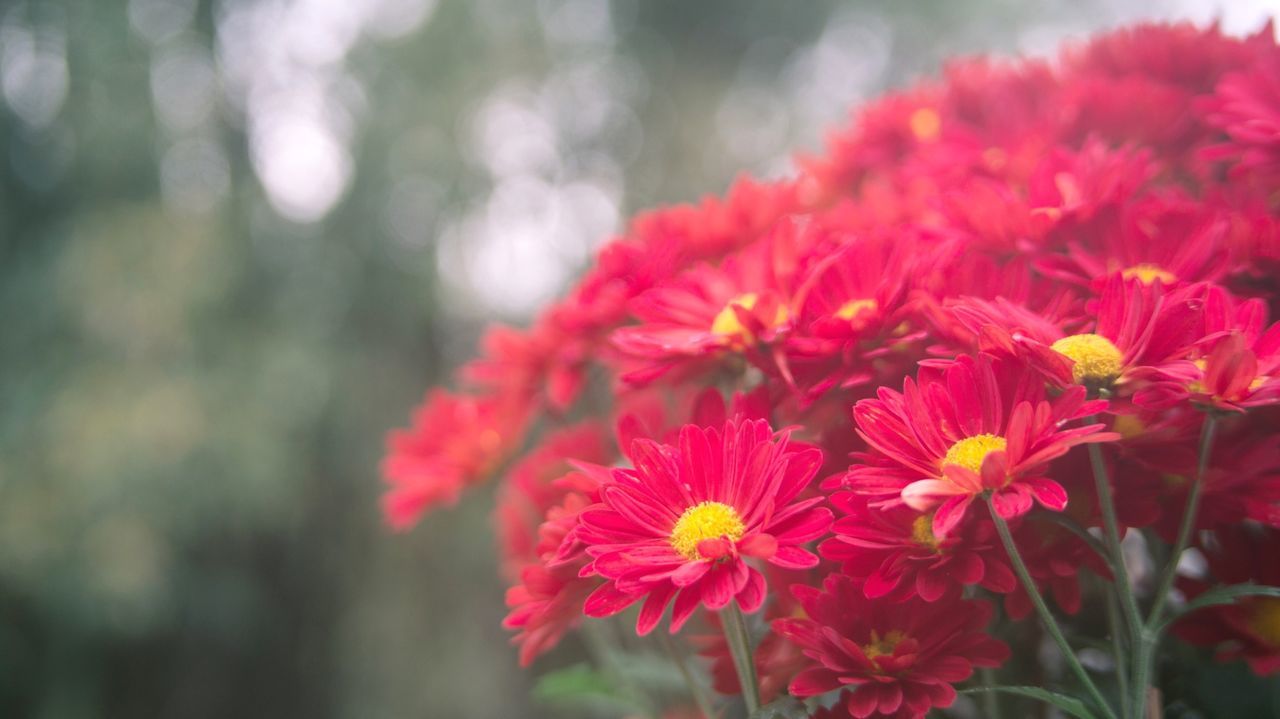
[[382, 390, 530, 530], [1200, 53, 1280, 184], [774, 574, 1010, 719], [948, 273, 1205, 395], [821, 492, 1015, 602], [577, 418, 831, 634], [848, 354, 1116, 535], [610, 237, 797, 387]]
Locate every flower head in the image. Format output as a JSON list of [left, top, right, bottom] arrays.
[[775, 574, 1009, 719], [578, 417, 831, 634], [847, 354, 1117, 535]]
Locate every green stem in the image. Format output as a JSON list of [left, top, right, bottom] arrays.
[[1146, 415, 1217, 625], [721, 601, 760, 715], [659, 631, 716, 719], [986, 494, 1118, 719], [1132, 415, 1218, 719], [980, 666, 1003, 719], [1086, 436, 1145, 648], [1107, 590, 1132, 719]]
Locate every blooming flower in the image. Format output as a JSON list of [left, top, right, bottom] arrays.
[[821, 492, 1015, 603], [577, 418, 831, 634], [775, 574, 1009, 719], [848, 354, 1117, 535]]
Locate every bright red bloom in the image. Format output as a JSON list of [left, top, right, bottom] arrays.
[[611, 236, 797, 387], [382, 390, 530, 530], [577, 418, 831, 634], [1174, 524, 1280, 676], [848, 354, 1116, 535], [775, 574, 1009, 719], [821, 492, 1015, 603], [949, 273, 1205, 395]]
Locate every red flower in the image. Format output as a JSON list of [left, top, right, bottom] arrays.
[[774, 574, 1009, 719], [611, 237, 796, 387], [381, 390, 530, 529], [1200, 53, 1280, 184], [847, 354, 1116, 535], [821, 492, 1015, 603], [949, 273, 1205, 395], [577, 418, 831, 634]]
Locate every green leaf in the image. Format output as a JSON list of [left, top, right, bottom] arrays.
[[961, 685, 1098, 719], [1158, 584, 1280, 632], [533, 663, 645, 714]]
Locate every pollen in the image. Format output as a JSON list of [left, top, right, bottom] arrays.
[[1121, 263, 1177, 285], [863, 629, 907, 661], [943, 434, 1007, 474], [909, 108, 941, 142], [1051, 333, 1124, 385], [911, 514, 942, 550], [670, 501, 746, 561], [835, 298, 878, 322], [1248, 598, 1280, 648]]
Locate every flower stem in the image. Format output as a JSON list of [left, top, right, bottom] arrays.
[[659, 631, 716, 719], [721, 600, 760, 715], [986, 494, 1118, 719], [1086, 434, 1144, 646], [1131, 414, 1218, 719], [1106, 590, 1132, 719]]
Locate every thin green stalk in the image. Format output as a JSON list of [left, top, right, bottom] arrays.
[[721, 601, 760, 715], [1146, 415, 1218, 626], [986, 494, 1118, 719], [1132, 415, 1218, 719], [1086, 433, 1144, 646], [980, 667, 1003, 719], [1107, 591, 1132, 719], [659, 631, 716, 719]]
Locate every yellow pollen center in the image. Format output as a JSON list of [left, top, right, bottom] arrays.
[[1050, 333, 1124, 384], [911, 514, 942, 550], [943, 434, 1007, 474], [909, 108, 941, 142], [670, 501, 745, 561], [835, 298, 879, 321], [863, 629, 907, 661], [1249, 598, 1280, 647], [1121, 264, 1177, 285]]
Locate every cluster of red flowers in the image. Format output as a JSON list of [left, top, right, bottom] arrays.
[[384, 21, 1280, 719]]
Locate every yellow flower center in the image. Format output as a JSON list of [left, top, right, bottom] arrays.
[[911, 514, 942, 550], [863, 629, 907, 661], [835, 298, 879, 322], [909, 108, 941, 142], [1121, 263, 1177, 285], [942, 434, 1007, 474], [710, 293, 787, 344], [1050, 333, 1124, 385], [1249, 597, 1280, 648], [669, 501, 745, 561]]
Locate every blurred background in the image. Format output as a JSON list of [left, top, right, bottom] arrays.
[[0, 1, 1277, 717]]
